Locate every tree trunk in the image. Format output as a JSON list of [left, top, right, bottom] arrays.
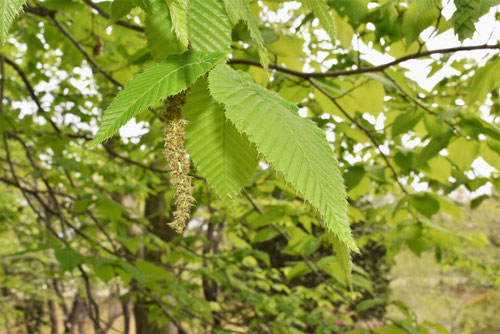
[[48, 300, 58, 334], [132, 178, 179, 334]]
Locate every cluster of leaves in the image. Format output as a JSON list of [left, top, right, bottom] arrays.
[[0, 0, 499, 333]]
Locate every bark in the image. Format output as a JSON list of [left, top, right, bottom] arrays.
[[48, 300, 58, 334], [132, 176, 179, 334], [52, 279, 71, 333], [67, 295, 89, 334], [121, 299, 130, 334]]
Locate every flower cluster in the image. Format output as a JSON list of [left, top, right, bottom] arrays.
[[164, 92, 194, 233]]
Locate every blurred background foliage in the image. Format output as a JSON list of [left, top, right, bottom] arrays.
[[0, 0, 499, 333]]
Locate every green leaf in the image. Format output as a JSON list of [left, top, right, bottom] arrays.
[[447, 137, 479, 171], [167, 0, 189, 47], [184, 79, 258, 206], [392, 112, 422, 137], [91, 51, 223, 146], [252, 227, 280, 243], [356, 298, 384, 312], [208, 65, 357, 252], [222, 0, 269, 68], [301, 0, 336, 41], [96, 197, 123, 221], [337, 79, 385, 117], [415, 0, 441, 14], [110, 0, 136, 23], [331, 234, 353, 289], [95, 259, 116, 283], [145, 0, 186, 60], [328, 0, 369, 27], [467, 57, 500, 105], [402, 0, 439, 45], [286, 261, 311, 280], [55, 247, 83, 272], [0, 0, 26, 44], [188, 0, 232, 54], [450, 0, 494, 41], [417, 131, 453, 166], [411, 193, 440, 218], [422, 155, 452, 184], [135, 260, 173, 282]]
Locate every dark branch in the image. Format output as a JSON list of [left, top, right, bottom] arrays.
[[229, 44, 500, 78]]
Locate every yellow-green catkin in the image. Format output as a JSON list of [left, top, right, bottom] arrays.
[[164, 92, 194, 234]]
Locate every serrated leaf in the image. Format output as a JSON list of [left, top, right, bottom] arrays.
[[208, 65, 357, 251], [301, 0, 336, 41], [467, 57, 500, 105], [167, 0, 189, 47], [145, 0, 186, 60], [188, 0, 231, 54], [0, 0, 26, 44], [330, 233, 353, 289], [91, 51, 223, 146], [451, 0, 481, 41], [222, 0, 269, 68], [184, 79, 258, 206]]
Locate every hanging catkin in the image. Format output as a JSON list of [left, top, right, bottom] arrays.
[[164, 92, 194, 233]]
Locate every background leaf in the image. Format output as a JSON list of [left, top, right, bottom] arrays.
[[109, 0, 137, 23], [55, 247, 83, 272], [467, 57, 500, 105]]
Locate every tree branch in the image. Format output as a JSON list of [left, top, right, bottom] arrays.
[[229, 44, 500, 78]]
